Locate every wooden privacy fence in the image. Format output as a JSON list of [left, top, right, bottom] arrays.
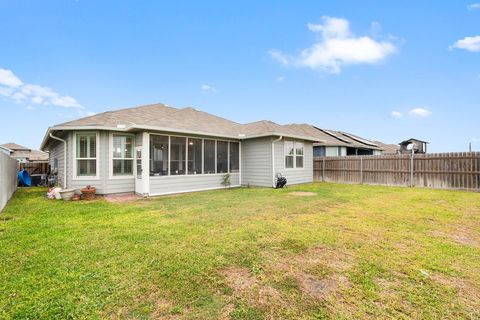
[[314, 152, 480, 191], [19, 162, 49, 175]]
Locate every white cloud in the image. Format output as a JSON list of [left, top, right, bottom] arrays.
[[26, 105, 35, 111], [0, 68, 85, 110], [0, 69, 23, 87], [450, 36, 480, 52], [391, 111, 403, 118], [408, 108, 432, 117], [276, 76, 285, 82], [269, 16, 396, 74], [201, 84, 217, 93], [467, 3, 480, 10]]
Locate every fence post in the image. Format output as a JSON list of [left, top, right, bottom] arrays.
[[360, 157, 364, 184], [410, 150, 414, 187], [322, 157, 325, 182]]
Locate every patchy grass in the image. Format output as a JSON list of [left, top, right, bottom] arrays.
[[0, 183, 479, 319]]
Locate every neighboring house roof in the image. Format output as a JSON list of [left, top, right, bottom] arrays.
[[1, 142, 30, 151], [0, 143, 49, 162], [41, 103, 324, 149], [283, 124, 383, 150], [373, 141, 400, 154], [399, 138, 429, 145]]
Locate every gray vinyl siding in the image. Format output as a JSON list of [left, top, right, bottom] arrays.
[[241, 137, 272, 187], [149, 173, 240, 195], [65, 130, 135, 194], [46, 134, 66, 187], [274, 139, 313, 185]]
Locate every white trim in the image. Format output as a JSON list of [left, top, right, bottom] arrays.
[[214, 140, 217, 174], [272, 136, 283, 187], [168, 136, 171, 176], [109, 132, 135, 179], [148, 184, 241, 197], [239, 141, 242, 185], [201, 139, 204, 174], [72, 131, 100, 181], [142, 132, 150, 195], [149, 172, 240, 180]]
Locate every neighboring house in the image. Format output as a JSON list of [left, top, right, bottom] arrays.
[[399, 138, 429, 154], [283, 124, 384, 157], [40, 103, 321, 196], [373, 141, 400, 155], [0, 143, 49, 163]]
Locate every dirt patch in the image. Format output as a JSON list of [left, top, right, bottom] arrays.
[[431, 229, 479, 247], [431, 273, 480, 310], [221, 267, 284, 308], [288, 192, 317, 197], [297, 273, 339, 300], [218, 302, 235, 320]]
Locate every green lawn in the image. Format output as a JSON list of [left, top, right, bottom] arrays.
[[1, 184, 479, 320]]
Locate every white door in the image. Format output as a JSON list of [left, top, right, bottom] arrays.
[[135, 146, 143, 194]]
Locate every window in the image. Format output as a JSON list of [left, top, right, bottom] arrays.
[[150, 135, 169, 176], [229, 142, 239, 173], [285, 140, 294, 169], [285, 140, 304, 169], [216, 141, 228, 173], [76, 133, 97, 176], [204, 140, 215, 174], [170, 137, 186, 175], [112, 134, 133, 176], [295, 142, 304, 168], [188, 138, 202, 174]]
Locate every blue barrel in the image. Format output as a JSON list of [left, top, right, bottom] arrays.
[[18, 170, 31, 187]]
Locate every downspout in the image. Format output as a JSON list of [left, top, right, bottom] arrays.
[[49, 132, 67, 189], [272, 136, 283, 188]]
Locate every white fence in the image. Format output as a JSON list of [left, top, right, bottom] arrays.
[[0, 152, 18, 212]]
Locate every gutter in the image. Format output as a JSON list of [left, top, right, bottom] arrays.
[[48, 132, 67, 189], [271, 136, 283, 188]]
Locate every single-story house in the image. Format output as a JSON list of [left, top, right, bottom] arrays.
[[283, 125, 384, 157], [373, 141, 400, 155], [0, 143, 49, 163], [40, 103, 322, 196], [399, 138, 429, 154]]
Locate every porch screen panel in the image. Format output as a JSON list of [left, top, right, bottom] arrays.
[[229, 142, 239, 173], [150, 135, 169, 176], [188, 138, 202, 174], [204, 140, 215, 174], [170, 137, 186, 175], [216, 141, 228, 173]]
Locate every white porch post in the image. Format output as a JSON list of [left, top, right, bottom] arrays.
[[142, 132, 150, 196]]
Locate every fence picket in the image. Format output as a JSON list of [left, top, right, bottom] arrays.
[[313, 152, 480, 191]]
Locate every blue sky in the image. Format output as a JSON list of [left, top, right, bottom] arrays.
[[0, 1, 479, 152]]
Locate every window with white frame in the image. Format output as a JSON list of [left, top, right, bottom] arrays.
[[112, 134, 134, 176], [285, 140, 294, 168], [76, 133, 97, 176], [285, 140, 304, 169], [295, 141, 304, 168]]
